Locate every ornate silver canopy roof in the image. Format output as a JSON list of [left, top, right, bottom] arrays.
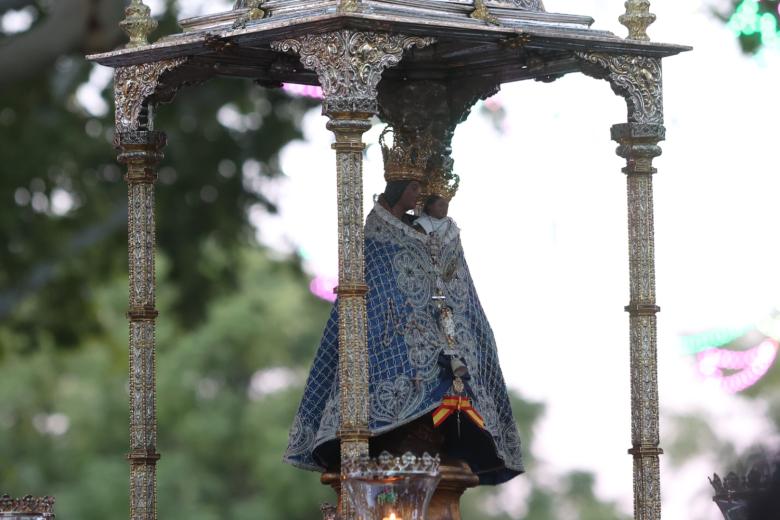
[[88, 0, 689, 88]]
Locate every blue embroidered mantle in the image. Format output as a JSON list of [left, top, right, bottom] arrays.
[[284, 203, 524, 485]]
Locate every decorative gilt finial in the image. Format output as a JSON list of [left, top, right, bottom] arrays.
[[619, 0, 656, 42], [338, 0, 359, 13], [232, 0, 266, 29], [470, 0, 499, 25], [120, 0, 158, 48]]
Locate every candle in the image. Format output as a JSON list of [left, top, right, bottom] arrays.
[[382, 513, 401, 520]]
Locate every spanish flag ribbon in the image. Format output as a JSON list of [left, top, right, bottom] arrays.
[[432, 395, 485, 429]]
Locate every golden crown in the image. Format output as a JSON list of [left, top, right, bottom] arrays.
[[380, 126, 432, 183], [423, 168, 460, 202]]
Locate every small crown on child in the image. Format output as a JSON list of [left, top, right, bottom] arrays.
[[423, 155, 460, 201], [424, 172, 460, 202], [380, 126, 433, 184]]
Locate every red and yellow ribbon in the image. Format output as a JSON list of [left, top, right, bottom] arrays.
[[432, 395, 485, 429]]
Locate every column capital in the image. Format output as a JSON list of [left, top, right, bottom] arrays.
[[271, 30, 435, 118]]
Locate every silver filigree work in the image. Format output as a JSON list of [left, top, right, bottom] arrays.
[[0, 495, 55, 517], [610, 122, 665, 520], [273, 31, 437, 518], [114, 59, 187, 133], [576, 52, 663, 125], [116, 131, 165, 520], [271, 31, 435, 115]]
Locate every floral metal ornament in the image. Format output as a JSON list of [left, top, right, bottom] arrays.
[[576, 52, 663, 125], [0, 495, 55, 518], [114, 59, 188, 133], [271, 31, 435, 115]]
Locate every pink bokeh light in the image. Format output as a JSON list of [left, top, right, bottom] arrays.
[[309, 275, 337, 303], [696, 339, 779, 393], [282, 83, 324, 99]]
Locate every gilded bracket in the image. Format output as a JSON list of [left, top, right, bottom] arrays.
[[575, 52, 663, 125], [114, 58, 188, 134], [271, 31, 435, 116]]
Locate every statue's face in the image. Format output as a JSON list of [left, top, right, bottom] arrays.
[[427, 198, 449, 219], [399, 181, 421, 211]]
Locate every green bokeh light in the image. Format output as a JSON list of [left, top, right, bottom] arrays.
[[728, 0, 780, 52], [681, 327, 753, 355]]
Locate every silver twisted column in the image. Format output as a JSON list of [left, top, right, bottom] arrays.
[[614, 122, 665, 520], [113, 57, 187, 520], [271, 30, 434, 520], [116, 129, 166, 520], [576, 51, 665, 519]]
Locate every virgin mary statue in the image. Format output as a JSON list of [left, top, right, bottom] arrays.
[[284, 129, 524, 485]]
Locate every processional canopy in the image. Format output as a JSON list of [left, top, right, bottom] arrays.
[[91, 2, 691, 519], [89, 0, 689, 92]]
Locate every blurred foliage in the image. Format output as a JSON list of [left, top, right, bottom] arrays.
[[0, 1, 315, 349], [0, 250, 334, 519], [0, 1, 634, 518]]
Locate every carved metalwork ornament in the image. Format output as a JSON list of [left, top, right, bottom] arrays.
[[619, 0, 657, 42], [576, 52, 663, 125], [271, 31, 435, 115], [609, 119, 665, 520], [231, 0, 266, 28], [115, 130, 166, 520], [492, 0, 545, 10], [470, 0, 500, 25], [120, 0, 158, 48], [0, 495, 55, 517], [114, 59, 188, 133]]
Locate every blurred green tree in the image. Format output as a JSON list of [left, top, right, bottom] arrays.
[[0, 0, 315, 350], [0, 248, 334, 519]]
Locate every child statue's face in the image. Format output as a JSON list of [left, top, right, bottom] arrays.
[[428, 197, 449, 219]]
